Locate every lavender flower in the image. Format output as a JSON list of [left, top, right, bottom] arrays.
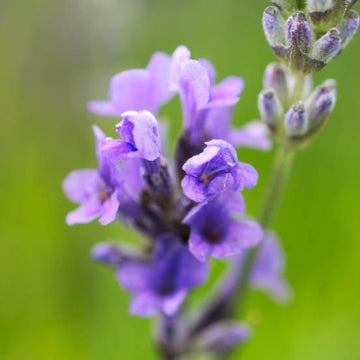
[[88, 52, 173, 116], [181, 140, 258, 202], [101, 110, 161, 162], [63, 126, 121, 225], [183, 192, 263, 261], [170, 46, 270, 149], [117, 234, 209, 317]]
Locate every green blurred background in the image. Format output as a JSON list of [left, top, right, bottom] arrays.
[[1, 0, 360, 359]]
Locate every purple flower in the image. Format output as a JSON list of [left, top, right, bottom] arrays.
[[169, 46, 270, 149], [88, 52, 173, 116], [101, 110, 161, 162], [63, 126, 121, 225], [250, 234, 290, 301], [181, 140, 258, 202], [117, 234, 209, 317], [183, 192, 263, 261]]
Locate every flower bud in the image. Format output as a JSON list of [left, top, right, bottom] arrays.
[[258, 89, 283, 131], [285, 12, 314, 53], [263, 6, 285, 47], [307, 80, 337, 131], [311, 28, 341, 63], [263, 63, 289, 103], [307, 0, 333, 11], [91, 243, 142, 267], [284, 102, 308, 137], [339, 10, 359, 47], [192, 322, 250, 355]]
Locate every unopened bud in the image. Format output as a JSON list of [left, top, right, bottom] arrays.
[[307, 80, 337, 131], [91, 243, 141, 267], [192, 322, 250, 355], [263, 63, 289, 103], [263, 7, 285, 47], [258, 89, 283, 131], [311, 28, 341, 63], [307, 0, 333, 11], [338, 10, 359, 47], [286, 12, 314, 53], [284, 102, 308, 137]]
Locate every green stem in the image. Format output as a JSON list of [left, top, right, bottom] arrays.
[[234, 145, 295, 314]]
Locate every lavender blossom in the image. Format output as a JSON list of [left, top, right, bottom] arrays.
[[181, 140, 258, 202], [117, 234, 209, 317], [88, 52, 173, 116], [183, 192, 263, 261], [101, 110, 161, 162], [170, 46, 270, 149], [63, 126, 121, 225]]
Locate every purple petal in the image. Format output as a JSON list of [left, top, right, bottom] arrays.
[[182, 145, 220, 176], [147, 52, 173, 105], [199, 58, 217, 84], [169, 45, 191, 91], [181, 175, 207, 203], [66, 202, 101, 225], [117, 262, 152, 293], [124, 110, 161, 161], [100, 138, 135, 161], [98, 191, 120, 225], [230, 121, 272, 150], [63, 169, 100, 203], [178, 247, 209, 287], [110, 69, 155, 113], [87, 101, 121, 117], [188, 231, 213, 262], [130, 292, 160, 317], [236, 162, 258, 189], [179, 60, 210, 128], [162, 291, 187, 316]]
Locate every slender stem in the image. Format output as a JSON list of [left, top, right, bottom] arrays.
[[233, 145, 295, 314]]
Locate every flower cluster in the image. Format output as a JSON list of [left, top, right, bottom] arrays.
[[258, 63, 337, 146], [263, 0, 359, 74], [63, 46, 289, 356]]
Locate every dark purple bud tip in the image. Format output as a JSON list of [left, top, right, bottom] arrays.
[[339, 10, 359, 47], [263, 6, 285, 46], [258, 89, 283, 130], [286, 12, 314, 53], [307, 79, 337, 130], [311, 28, 341, 63], [284, 101, 308, 137]]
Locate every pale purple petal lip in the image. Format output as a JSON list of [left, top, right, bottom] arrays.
[[100, 110, 161, 162], [88, 51, 174, 117], [181, 140, 258, 202]]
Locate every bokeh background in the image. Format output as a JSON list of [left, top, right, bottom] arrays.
[[1, 0, 360, 359]]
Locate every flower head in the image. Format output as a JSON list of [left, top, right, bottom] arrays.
[[117, 234, 209, 317], [170, 46, 270, 149], [63, 126, 121, 225], [183, 192, 263, 261], [181, 140, 258, 202], [88, 52, 174, 116], [101, 110, 161, 162]]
